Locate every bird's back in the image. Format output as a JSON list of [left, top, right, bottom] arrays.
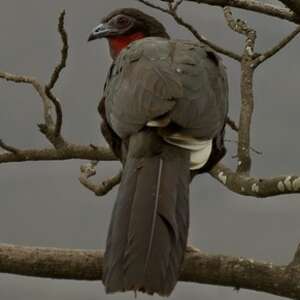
[[104, 37, 228, 141], [102, 36, 229, 296]]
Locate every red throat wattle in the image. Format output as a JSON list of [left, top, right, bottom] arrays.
[[108, 32, 145, 58]]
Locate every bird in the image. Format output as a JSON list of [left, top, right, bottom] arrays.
[[88, 8, 228, 296]]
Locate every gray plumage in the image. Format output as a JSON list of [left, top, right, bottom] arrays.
[[102, 37, 228, 295], [104, 37, 228, 140], [104, 131, 190, 295]]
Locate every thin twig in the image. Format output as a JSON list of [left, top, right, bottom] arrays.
[[226, 116, 239, 132], [0, 139, 20, 154], [179, 0, 300, 24], [224, 6, 257, 54], [166, 0, 184, 11], [45, 10, 69, 138], [279, 0, 300, 16], [43, 92, 63, 139], [47, 10, 68, 90], [254, 25, 300, 67], [0, 70, 65, 148], [79, 162, 122, 196], [138, 0, 170, 13], [137, 0, 242, 61], [225, 139, 262, 155], [0, 72, 54, 128], [288, 242, 300, 267], [173, 0, 184, 11], [170, 10, 242, 61]]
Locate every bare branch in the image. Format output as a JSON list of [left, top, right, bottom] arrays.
[[45, 10, 69, 139], [0, 71, 54, 129], [1, 243, 300, 299], [37, 124, 66, 148], [3, 142, 300, 199], [1, 7, 300, 299], [137, 0, 242, 61], [225, 139, 262, 156], [138, 0, 170, 12], [236, 61, 254, 174], [279, 0, 300, 16], [0, 145, 116, 164], [169, 8, 242, 61], [224, 6, 257, 49], [0, 139, 20, 154], [172, 0, 184, 11], [180, 0, 300, 24], [0, 72, 65, 148], [224, 7, 256, 174], [254, 25, 300, 67], [43, 92, 63, 140], [288, 243, 300, 267], [79, 161, 122, 196], [210, 163, 300, 197], [0, 12, 69, 149], [46, 10, 68, 91], [226, 116, 239, 132]]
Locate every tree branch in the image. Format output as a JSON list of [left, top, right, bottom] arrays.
[[288, 243, 300, 267], [137, 0, 242, 61], [1, 6, 300, 299], [180, 0, 300, 24], [0, 139, 20, 154], [46, 10, 68, 91], [79, 161, 122, 196], [225, 139, 262, 156], [254, 25, 300, 67], [279, 0, 300, 16], [2, 143, 300, 199], [0, 244, 300, 299], [210, 163, 300, 197], [224, 7, 256, 174], [0, 71, 55, 129], [0, 145, 116, 164], [45, 10, 68, 141], [226, 117, 239, 132]]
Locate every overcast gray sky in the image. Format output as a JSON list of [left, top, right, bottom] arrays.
[[0, 1, 299, 300]]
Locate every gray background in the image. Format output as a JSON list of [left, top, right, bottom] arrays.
[[0, 1, 299, 299]]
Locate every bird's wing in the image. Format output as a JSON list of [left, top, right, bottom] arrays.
[[104, 37, 181, 138], [104, 37, 228, 140], [168, 41, 229, 139]]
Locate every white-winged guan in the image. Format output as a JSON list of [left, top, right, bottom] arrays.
[[88, 8, 228, 296]]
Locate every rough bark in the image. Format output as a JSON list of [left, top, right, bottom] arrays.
[[1, 4, 300, 300], [1, 244, 300, 299]]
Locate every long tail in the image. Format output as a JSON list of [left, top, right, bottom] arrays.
[[103, 130, 190, 296]]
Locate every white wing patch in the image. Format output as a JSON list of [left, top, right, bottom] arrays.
[[147, 117, 212, 170], [163, 133, 212, 170]]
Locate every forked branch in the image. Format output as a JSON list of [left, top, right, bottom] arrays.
[[79, 161, 122, 196], [1, 4, 300, 300], [137, 0, 242, 61]]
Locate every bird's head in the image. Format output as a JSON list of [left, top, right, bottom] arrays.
[[88, 8, 169, 59]]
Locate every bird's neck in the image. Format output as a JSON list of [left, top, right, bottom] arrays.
[[108, 32, 145, 59]]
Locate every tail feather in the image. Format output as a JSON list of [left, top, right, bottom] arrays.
[[103, 130, 190, 296]]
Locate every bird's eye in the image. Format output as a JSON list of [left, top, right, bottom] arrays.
[[117, 16, 129, 26]]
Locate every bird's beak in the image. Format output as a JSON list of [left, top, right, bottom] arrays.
[[88, 23, 116, 41]]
